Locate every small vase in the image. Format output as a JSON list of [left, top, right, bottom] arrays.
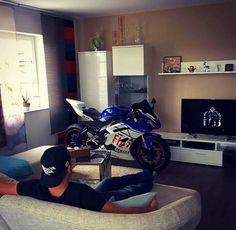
[[23, 102, 30, 112]]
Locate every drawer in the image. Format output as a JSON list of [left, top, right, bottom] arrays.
[[170, 147, 182, 161], [180, 148, 222, 166]]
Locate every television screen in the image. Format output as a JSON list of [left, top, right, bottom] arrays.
[[181, 99, 236, 136]]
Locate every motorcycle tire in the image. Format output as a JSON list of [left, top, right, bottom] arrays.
[[131, 134, 171, 173], [64, 123, 82, 147]]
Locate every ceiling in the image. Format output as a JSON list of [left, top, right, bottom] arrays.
[[1, 0, 236, 18]]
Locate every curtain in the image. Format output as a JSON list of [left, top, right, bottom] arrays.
[[0, 5, 27, 154], [41, 14, 69, 134], [0, 90, 6, 147], [64, 19, 78, 125], [41, 15, 77, 135]]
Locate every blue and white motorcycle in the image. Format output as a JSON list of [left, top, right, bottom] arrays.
[[65, 98, 170, 172]]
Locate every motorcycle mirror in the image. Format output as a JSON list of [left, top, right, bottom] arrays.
[[151, 98, 156, 110], [151, 98, 156, 104]]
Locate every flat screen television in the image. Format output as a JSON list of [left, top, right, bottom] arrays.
[[181, 99, 236, 137]]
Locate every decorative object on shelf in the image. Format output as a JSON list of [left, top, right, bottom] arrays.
[[203, 61, 210, 72], [163, 56, 181, 73], [187, 65, 196, 73], [118, 16, 125, 45], [215, 64, 220, 72], [134, 25, 142, 44], [22, 92, 30, 111], [112, 30, 119, 46], [225, 64, 234, 71], [89, 32, 103, 51]]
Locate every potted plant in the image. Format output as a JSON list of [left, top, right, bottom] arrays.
[[22, 93, 30, 111], [89, 32, 103, 51]]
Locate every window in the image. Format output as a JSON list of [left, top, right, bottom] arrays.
[[16, 33, 49, 109]]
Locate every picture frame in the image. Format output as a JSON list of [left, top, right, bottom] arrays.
[[225, 64, 233, 72], [163, 56, 182, 73]]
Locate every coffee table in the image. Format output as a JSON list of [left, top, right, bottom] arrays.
[[70, 150, 111, 185]]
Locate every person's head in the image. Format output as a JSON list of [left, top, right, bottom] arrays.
[[40, 146, 71, 188]]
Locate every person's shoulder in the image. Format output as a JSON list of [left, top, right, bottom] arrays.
[[18, 179, 40, 186], [17, 179, 41, 196]]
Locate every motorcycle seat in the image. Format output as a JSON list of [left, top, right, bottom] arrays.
[[83, 108, 101, 120]]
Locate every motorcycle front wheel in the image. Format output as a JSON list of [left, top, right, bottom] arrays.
[[130, 134, 171, 173]]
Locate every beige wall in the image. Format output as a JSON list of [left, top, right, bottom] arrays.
[[76, 2, 236, 133]]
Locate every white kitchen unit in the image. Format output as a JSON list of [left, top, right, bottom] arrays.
[[78, 51, 115, 112], [159, 132, 236, 166], [112, 45, 151, 76]]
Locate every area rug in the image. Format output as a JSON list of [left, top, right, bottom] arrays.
[[70, 151, 144, 186], [71, 165, 142, 181]]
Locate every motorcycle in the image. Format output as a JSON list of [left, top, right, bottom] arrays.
[[65, 98, 131, 148], [65, 98, 170, 172]]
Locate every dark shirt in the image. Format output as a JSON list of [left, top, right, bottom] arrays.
[[17, 179, 107, 211]]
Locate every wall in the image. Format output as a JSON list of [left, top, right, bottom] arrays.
[[76, 2, 236, 133], [14, 7, 42, 34], [25, 109, 57, 149]]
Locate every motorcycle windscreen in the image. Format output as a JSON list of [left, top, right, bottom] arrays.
[[132, 100, 157, 119]]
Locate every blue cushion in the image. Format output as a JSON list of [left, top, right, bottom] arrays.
[[0, 156, 33, 180], [112, 192, 157, 208]]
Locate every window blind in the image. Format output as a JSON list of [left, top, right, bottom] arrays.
[[41, 14, 69, 134]]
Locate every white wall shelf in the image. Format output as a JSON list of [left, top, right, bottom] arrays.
[[158, 71, 236, 76], [158, 60, 236, 76]]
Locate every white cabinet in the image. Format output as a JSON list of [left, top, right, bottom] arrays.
[[78, 51, 114, 111], [159, 132, 236, 166], [112, 45, 150, 76]]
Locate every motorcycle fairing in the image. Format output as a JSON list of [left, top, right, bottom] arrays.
[[105, 123, 143, 153], [101, 105, 131, 119], [66, 98, 94, 121]]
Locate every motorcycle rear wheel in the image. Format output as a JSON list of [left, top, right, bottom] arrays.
[[64, 123, 82, 147], [131, 135, 171, 173], [64, 123, 100, 149]]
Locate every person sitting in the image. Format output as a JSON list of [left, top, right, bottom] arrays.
[[0, 146, 158, 214]]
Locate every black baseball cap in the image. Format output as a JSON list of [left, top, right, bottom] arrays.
[[40, 146, 71, 188]]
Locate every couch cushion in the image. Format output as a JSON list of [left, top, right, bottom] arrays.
[[0, 172, 16, 182], [0, 156, 33, 180], [112, 192, 157, 208]]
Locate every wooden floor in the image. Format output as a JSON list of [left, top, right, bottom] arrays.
[[156, 161, 236, 230]]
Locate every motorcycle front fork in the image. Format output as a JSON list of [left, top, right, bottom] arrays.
[[141, 135, 152, 149]]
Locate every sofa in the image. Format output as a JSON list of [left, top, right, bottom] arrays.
[[0, 146, 201, 230]]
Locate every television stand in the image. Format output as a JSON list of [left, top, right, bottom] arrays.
[[188, 134, 228, 142], [158, 132, 236, 167], [226, 136, 236, 142]]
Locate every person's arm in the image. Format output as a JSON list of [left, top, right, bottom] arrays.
[[0, 180, 18, 195], [101, 196, 159, 214]]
